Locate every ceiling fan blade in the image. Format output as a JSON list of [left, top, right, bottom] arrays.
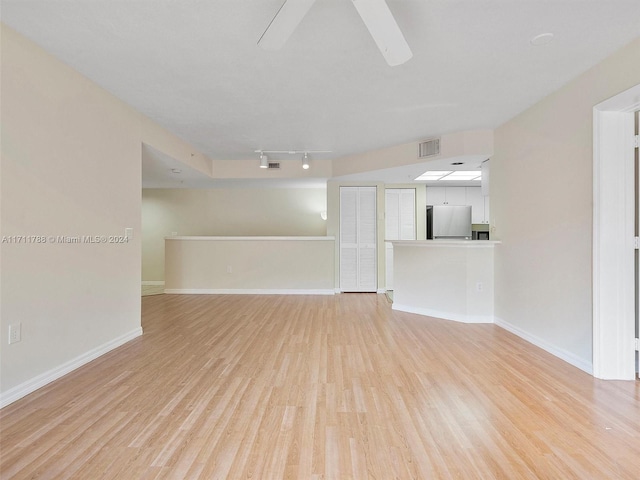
[[351, 0, 413, 66], [258, 0, 318, 50]]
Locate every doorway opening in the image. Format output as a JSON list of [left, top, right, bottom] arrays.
[[592, 83, 640, 380]]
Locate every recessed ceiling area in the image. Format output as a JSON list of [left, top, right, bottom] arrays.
[[415, 171, 482, 182], [142, 144, 328, 189], [142, 145, 212, 189], [332, 154, 488, 186], [2, 0, 640, 181]]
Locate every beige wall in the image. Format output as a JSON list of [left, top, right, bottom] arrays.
[[142, 188, 328, 281], [0, 25, 210, 403], [492, 37, 640, 369], [392, 242, 495, 323], [164, 237, 334, 292]]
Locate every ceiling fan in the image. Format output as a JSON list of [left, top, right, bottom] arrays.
[[258, 0, 413, 66]]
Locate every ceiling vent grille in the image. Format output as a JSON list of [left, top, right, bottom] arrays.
[[268, 162, 280, 169], [418, 138, 441, 158]]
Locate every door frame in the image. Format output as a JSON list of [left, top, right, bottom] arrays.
[[593, 83, 640, 379]]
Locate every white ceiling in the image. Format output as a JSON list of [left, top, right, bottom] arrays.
[[3, 0, 640, 184]]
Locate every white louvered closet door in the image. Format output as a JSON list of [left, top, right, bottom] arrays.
[[340, 186, 377, 292], [385, 189, 416, 290], [399, 189, 416, 240], [385, 190, 400, 290]]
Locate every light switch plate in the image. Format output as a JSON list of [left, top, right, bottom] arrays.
[[8, 323, 21, 344]]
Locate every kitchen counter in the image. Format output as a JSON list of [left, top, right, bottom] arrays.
[[390, 239, 500, 247], [390, 239, 499, 323]]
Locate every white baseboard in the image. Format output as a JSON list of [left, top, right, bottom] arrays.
[[164, 288, 335, 295], [494, 317, 593, 375], [336, 289, 381, 294], [0, 327, 143, 409], [142, 281, 165, 286], [392, 303, 494, 324]]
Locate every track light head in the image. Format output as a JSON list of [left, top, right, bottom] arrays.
[[302, 152, 310, 170], [259, 152, 268, 169]]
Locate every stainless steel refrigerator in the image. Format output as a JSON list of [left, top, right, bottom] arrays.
[[426, 205, 472, 239]]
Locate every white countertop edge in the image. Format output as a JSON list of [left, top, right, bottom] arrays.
[[389, 240, 501, 247], [165, 236, 336, 241]]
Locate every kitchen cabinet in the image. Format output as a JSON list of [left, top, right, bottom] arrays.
[[340, 186, 377, 292], [428, 186, 490, 223], [426, 186, 446, 205], [466, 187, 490, 224], [426, 186, 466, 205]]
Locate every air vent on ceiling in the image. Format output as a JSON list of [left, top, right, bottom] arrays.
[[268, 162, 280, 169], [418, 138, 441, 158]]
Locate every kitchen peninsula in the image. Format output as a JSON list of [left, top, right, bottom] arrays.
[[391, 240, 500, 323]]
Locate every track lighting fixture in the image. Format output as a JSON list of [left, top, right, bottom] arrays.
[[254, 149, 331, 169], [259, 152, 268, 169]]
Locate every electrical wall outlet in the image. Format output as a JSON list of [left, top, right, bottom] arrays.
[[226, 265, 233, 274], [8, 323, 22, 344], [476, 282, 483, 292]]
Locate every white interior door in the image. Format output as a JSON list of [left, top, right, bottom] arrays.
[[385, 190, 400, 289], [340, 188, 359, 291], [357, 187, 378, 291], [340, 186, 377, 292], [399, 189, 417, 239], [385, 189, 416, 290]]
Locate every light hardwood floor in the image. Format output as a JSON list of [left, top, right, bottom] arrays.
[[1, 293, 639, 479]]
